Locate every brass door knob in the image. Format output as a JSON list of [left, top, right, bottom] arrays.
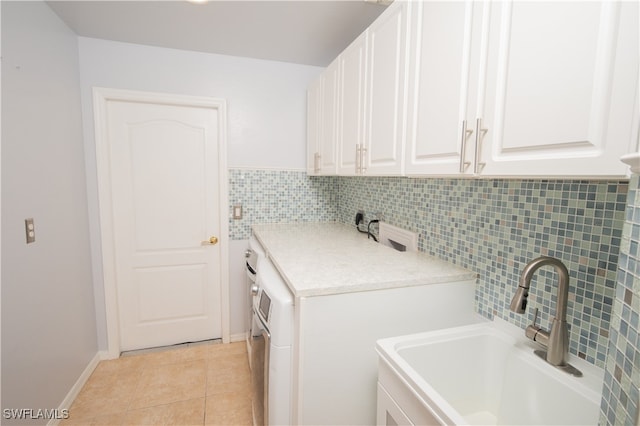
[[202, 236, 219, 246]]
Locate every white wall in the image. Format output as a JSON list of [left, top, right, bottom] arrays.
[[77, 37, 322, 348], [1, 2, 97, 421]]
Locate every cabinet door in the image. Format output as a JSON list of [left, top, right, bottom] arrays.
[[306, 75, 322, 175], [318, 59, 340, 175], [338, 33, 367, 175], [377, 383, 413, 426], [364, 1, 410, 176], [479, 1, 638, 177], [405, 1, 482, 176]]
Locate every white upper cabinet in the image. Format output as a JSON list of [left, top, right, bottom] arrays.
[[405, 0, 638, 178], [337, 33, 367, 175], [319, 58, 340, 175], [306, 75, 322, 175], [478, 1, 639, 177], [405, 1, 481, 176], [336, 1, 410, 176], [363, 1, 410, 176], [310, 0, 638, 178], [307, 59, 339, 175]]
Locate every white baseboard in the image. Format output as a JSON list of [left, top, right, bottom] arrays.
[[47, 351, 107, 426], [229, 332, 248, 343]]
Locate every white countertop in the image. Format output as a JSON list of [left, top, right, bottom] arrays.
[[252, 222, 477, 297]]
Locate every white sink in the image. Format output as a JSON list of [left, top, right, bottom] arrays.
[[376, 318, 604, 425]]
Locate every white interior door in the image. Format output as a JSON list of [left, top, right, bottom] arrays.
[[96, 89, 227, 352]]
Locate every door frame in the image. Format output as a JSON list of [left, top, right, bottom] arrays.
[[93, 87, 230, 359]]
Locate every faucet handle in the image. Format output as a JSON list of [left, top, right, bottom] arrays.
[[526, 307, 549, 347], [526, 308, 540, 340]]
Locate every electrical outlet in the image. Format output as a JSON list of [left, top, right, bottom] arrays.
[[355, 210, 364, 226], [25, 218, 36, 244], [232, 204, 243, 220]]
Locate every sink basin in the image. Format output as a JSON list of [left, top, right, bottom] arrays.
[[376, 318, 604, 425]]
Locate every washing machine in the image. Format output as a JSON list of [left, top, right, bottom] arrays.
[[250, 257, 294, 426], [245, 235, 265, 367]]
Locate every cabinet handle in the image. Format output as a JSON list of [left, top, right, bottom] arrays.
[[314, 152, 321, 173], [473, 118, 488, 175], [361, 146, 368, 174], [356, 144, 361, 174], [459, 120, 474, 173]]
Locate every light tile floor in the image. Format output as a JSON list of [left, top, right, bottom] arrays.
[[61, 341, 253, 426]]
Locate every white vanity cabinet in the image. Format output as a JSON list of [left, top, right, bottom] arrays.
[[377, 363, 440, 425], [405, 0, 639, 178], [307, 58, 339, 175]]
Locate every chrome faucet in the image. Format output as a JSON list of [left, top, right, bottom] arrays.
[[510, 256, 582, 376]]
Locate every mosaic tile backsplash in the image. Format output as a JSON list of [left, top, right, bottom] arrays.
[[600, 174, 640, 426], [337, 177, 628, 368], [229, 168, 637, 424], [228, 169, 337, 240]]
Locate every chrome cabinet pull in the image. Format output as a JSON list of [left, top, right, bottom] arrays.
[[314, 152, 321, 173], [459, 120, 474, 173], [355, 144, 361, 174], [473, 118, 488, 175], [361, 146, 368, 174]]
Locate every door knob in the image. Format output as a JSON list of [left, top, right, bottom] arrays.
[[202, 236, 219, 246]]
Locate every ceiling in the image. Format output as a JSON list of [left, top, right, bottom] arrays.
[[46, 0, 389, 67]]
